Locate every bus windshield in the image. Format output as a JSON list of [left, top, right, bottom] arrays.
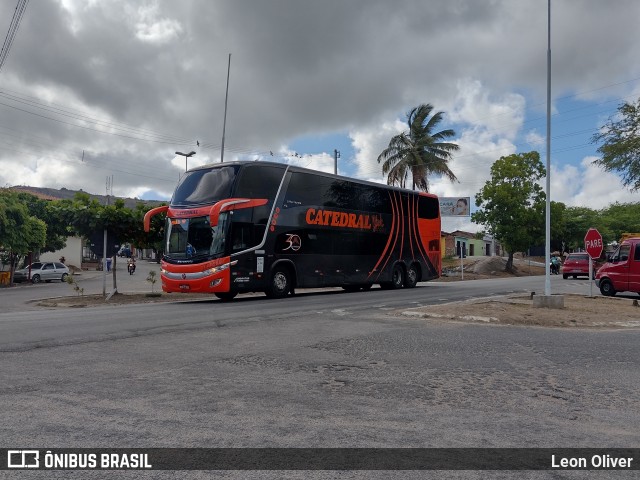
[[171, 166, 238, 207], [165, 213, 230, 260]]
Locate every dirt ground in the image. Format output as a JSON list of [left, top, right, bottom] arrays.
[[437, 255, 547, 281], [34, 256, 640, 330], [402, 293, 640, 329]]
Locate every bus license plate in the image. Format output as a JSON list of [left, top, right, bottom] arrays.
[[179, 284, 190, 290]]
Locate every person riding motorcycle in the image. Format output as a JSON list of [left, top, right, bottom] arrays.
[[127, 257, 136, 275], [550, 255, 560, 275]]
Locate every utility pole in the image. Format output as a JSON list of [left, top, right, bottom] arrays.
[[103, 176, 112, 296], [544, 0, 552, 297], [221, 53, 231, 163], [333, 149, 340, 175]]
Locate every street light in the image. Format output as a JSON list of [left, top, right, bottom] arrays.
[[175, 151, 196, 172]]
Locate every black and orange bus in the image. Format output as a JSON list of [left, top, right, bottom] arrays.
[[144, 161, 441, 300]]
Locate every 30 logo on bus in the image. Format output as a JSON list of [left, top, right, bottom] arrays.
[[283, 234, 302, 252]]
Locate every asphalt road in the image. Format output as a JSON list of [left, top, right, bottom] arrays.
[[1, 272, 639, 479]]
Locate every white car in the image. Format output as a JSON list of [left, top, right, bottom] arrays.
[[13, 262, 70, 283]]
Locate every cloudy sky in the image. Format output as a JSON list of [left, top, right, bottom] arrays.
[[1, 0, 640, 232]]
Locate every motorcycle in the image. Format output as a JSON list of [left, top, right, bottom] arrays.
[[127, 261, 136, 275], [550, 261, 559, 275]]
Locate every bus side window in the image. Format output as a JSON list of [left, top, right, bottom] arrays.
[[634, 246, 640, 261], [418, 196, 439, 219], [231, 224, 252, 252]]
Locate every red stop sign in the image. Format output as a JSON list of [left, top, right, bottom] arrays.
[[584, 228, 603, 259]]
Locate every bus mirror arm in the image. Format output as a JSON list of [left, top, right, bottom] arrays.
[[209, 198, 269, 227], [144, 205, 169, 232]]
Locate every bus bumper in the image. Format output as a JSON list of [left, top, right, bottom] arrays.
[[160, 259, 235, 293]]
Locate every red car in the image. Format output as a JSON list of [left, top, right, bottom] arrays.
[[561, 253, 600, 279]]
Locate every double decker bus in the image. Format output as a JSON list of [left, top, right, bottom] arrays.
[[144, 161, 441, 300]]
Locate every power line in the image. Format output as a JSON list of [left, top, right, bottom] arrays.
[[0, 88, 194, 144], [0, 141, 177, 184], [0, 0, 28, 74], [0, 99, 196, 146]]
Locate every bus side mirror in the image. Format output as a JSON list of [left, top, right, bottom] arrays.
[[144, 205, 169, 232]]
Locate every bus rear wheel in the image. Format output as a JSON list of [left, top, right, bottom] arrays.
[[405, 264, 419, 288], [215, 291, 237, 301], [381, 264, 404, 290], [266, 267, 291, 299]]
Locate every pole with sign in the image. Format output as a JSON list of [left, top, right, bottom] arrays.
[[584, 228, 604, 297]]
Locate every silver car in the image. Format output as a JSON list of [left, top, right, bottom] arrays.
[[14, 262, 70, 284]]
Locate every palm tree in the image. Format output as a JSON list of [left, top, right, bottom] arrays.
[[377, 103, 459, 191]]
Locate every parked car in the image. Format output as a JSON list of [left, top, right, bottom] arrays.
[[13, 262, 70, 284], [561, 253, 600, 279], [595, 237, 640, 296]]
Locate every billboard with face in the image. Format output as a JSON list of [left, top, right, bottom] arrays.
[[439, 197, 470, 217]]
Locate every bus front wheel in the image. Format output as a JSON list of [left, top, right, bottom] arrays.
[[266, 267, 291, 299], [215, 291, 237, 301]]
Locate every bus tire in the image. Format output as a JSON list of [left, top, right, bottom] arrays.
[[215, 292, 237, 301], [599, 279, 616, 297], [266, 266, 291, 299], [405, 264, 419, 288], [381, 264, 404, 290], [391, 264, 405, 289]]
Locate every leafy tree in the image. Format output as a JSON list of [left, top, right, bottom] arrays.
[[14, 192, 68, 253], [52, 193, 139, 294], [592, 97, 640, 191], [0, 189, 47, 284], [599, 202, 640, 242], [472, 152, 546, 272], [548, 201, 568, 252], [131, 202, 166, 262], [377, 103, 459, 191], [563, 205, 602, 249]]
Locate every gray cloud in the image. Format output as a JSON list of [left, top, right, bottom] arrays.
[[1, 0, 639, 199]]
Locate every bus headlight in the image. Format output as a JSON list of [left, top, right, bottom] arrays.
[[205, 260, 238, 276]]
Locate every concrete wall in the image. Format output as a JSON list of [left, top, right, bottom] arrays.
[[39, 236, 83, 268]]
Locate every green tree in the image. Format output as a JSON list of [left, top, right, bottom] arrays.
[[472, 152, 546, 272], [592, 97, 640, 191], [549, 201, 568, 252], [563, 205, 602, 249], [0, 189, 47, 284], [599, 202, 640, 242], [130, 202, 166, 262], [52, 193, 139, 294], [377, 103, 459, 191], [14, 192, 68, 253]]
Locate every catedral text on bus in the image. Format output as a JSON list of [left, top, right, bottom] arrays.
[[144, 161, 442, 300]]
